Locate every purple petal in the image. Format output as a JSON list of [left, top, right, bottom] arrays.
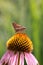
[[19, 52, 24, 65], [8, 52, 19, 65], [0, 60, 2, 65], [0, 50, 10, 64], [25, 52, 39, 65], [15, 52, 19, 65], [0, 50, 14, 65]]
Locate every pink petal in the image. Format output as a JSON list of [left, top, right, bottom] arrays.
[[0, 50, 10, 64], [15, 52, 19, 65], [0, 50, 14, 65], [8, 52, 19, 65], [19, 52, 24, 65], [25, 52, 39, 65], [29, 53, 39, 65], [0, 61, 2, 65]]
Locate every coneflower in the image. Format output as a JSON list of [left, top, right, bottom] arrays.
[[0, 22, 39, 65]]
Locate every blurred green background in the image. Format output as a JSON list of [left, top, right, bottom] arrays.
[[0, 0, 43, 65]]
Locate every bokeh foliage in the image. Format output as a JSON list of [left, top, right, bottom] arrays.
[[0, 0, 43, 65]]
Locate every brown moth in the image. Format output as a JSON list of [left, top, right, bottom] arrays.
[[12, 22, 26, 32]]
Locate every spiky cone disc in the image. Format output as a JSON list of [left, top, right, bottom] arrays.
[[6, 33, 33, 52]]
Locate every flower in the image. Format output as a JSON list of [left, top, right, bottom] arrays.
[[0, 23, 39, 65]]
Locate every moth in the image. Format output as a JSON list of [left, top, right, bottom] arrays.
[[12, 22, 26, 32]]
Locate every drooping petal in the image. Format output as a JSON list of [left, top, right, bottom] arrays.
[[0, 50, 10, 65], [19, 52, 24, 65], [29, 53, 39, 65], [8, 52, 19, 65], [0, 50, 15, 65], [0, 60, 2, 65], [15, 52, 19, 65], [25, 52, 39, 65]]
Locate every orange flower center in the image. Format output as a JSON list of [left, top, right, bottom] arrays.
[[6, 33, 33, 52]]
